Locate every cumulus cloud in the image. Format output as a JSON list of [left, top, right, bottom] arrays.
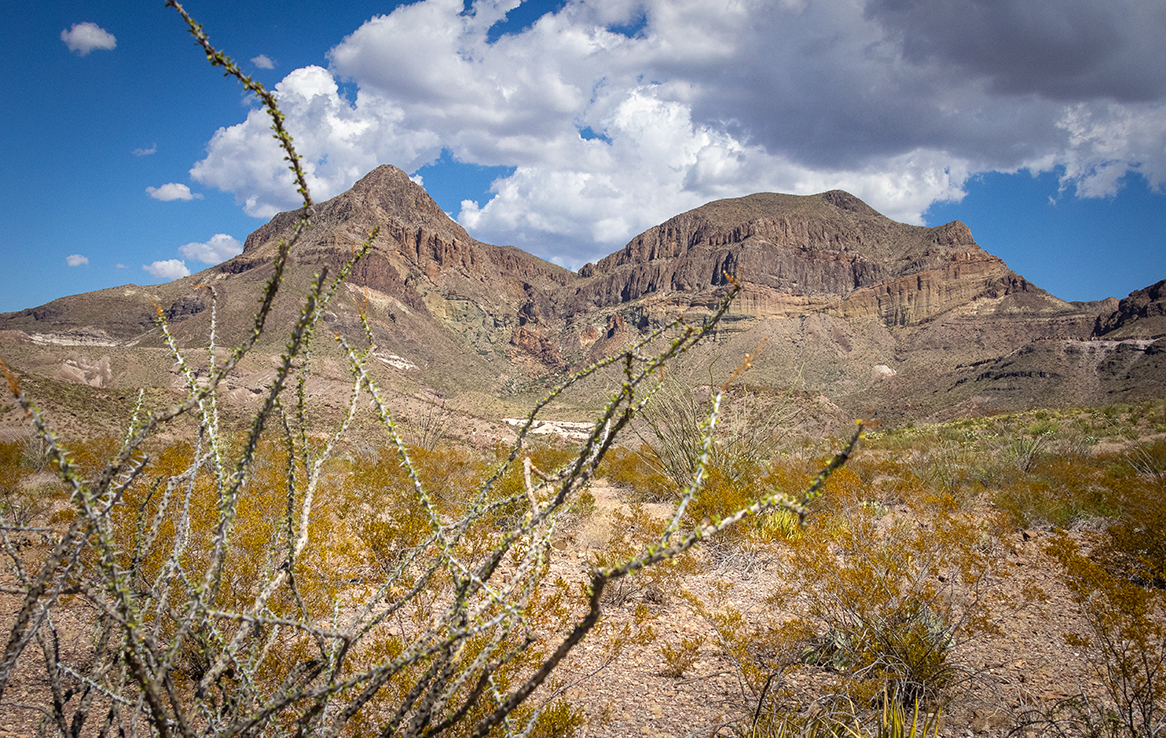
[[66, 254, 89, 267], [192, 65, 441, 218], [189, 0, 1166, 265], [252, 54, 275, 69], [61, 22, 116, 56], [146, 183, 202, 201], [143, 260, 190, 281], [179, 234, 243, 264], [133, 144, 157, 156], [1055, 101, 1166, 197]]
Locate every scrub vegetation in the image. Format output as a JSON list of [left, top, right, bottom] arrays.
[[592, 397, 1165, 736]]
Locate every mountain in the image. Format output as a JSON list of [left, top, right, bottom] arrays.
[[576, 189, 1022, 324], [1093, 279, 1166, 339], [1, 165, 1162, 436]]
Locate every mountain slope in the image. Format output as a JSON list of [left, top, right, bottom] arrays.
[[1, 166, 1161, 430]]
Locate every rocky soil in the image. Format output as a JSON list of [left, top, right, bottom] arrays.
[[534, 483, 1106, 738]]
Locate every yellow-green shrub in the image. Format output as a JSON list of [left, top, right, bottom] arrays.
[[773, 506, 1005, 705], [1047, 531, 1166, 737], [600, 443, 673, 502]]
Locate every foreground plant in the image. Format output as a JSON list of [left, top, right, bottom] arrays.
[[0, 5, 863, 737], [770, 501, 1007, 708], [727, 690, 941, 738], [1047, 533, 1166, 737]]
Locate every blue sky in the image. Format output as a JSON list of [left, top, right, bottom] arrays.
[[2, 0, 1164, 313]]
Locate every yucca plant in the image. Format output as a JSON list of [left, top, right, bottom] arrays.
[[732, 692, 940, 738]]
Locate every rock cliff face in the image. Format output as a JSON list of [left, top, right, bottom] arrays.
[[1094, 279, 1166, 338], [208, 166, 578, 379], [570, 191, 1030, 328], [240, 165, 572, 309]]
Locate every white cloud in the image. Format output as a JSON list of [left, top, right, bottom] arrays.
[[1055, 101, 1166, 197], [115, 263, 127, 269], [143, 260, 190, 281], [60, 22, 116, 56], [146, 183, 202, 201], [252, 54, 275, 69], [66, 254, 88, 267], [189, 0, 1166, 264], [133, 144, 157, 156], [179, 234, 243, 264], [191, 66, 441, 218]]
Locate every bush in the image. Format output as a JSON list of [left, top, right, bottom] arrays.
[[729, 695, 941, 738], [773, 505, 1006, 707], [658, 635, 704, 678], [1047, 532, 1166, 737], [626, 378, 802, 502]]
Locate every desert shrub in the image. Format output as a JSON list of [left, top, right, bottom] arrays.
[[682, 458, 868, 566], [343, 442, 435, 575], [773, 505, 1006, 706], [729, 695, 942, 738], [408, 396, 456, 451], [1125, 439, 1166, 483], [630, 376, 712, 493], [1001, 431, 1054, 473], [1044, 454, 1166, 736], [684, 585, 817, 735], [688, 586, 944, 738], [904, 437, 980, 497], [0, 440, 39, 527], [603, 380, 830, 566], [686, 465, 767, 551], [658, 635, 704, 678], [1047, 532, 1166, 737], [0, 440, 20, 478], [0, 437, 69, 528], [993, 451, 1135, 530], [1087, 468, 1166, 591], [20, 432, 51, 471], [860, 426, 1009, 508], [591, 504, 702, 606], [765, 457, 871, 522], [629, 378, 802, 500], [0, 6, 865, 734], [600, 443, 673, 502], [1011, 691, 1128, 738], [524, 698, 587, 737]]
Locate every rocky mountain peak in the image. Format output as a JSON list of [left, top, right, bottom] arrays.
[[347, 165, 470, 238], [928, 220, 975, 247], [820, 189, 879, 215], [242, 165, 469, 257]]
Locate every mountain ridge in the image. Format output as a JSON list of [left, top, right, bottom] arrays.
[[1, 164, 1162, 431]]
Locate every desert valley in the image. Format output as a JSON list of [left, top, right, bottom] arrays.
[[1, 164, 1164, 737]]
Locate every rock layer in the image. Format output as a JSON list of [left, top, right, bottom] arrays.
[[571, 192, 1032, 330], [1094, 279, 1166, 338]]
